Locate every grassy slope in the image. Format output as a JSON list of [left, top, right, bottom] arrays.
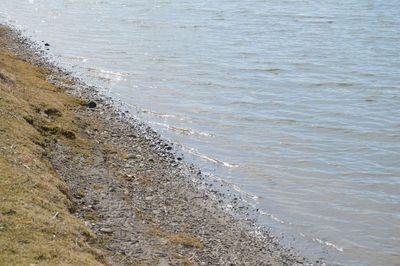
[[0, 26, 105, 266]]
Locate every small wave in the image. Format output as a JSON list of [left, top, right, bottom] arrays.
[[237, 67, 283, 74], [228, 101, 260, 107], [272, 118, 297, 124], [264, 68, 283, 73], [151, 122, 214, 138], [241, 198, 257, 208], [64, 55, 88, 62], [180, 145, 239, 168], [259, 210, 289, 225], [309, 82, 353, 88], [98, 69, 128, 77], [141, 108, 179, 119], [169, 125, 211, 137], [83, 67, 128, 81], [312, 238, 344, 252], [295, 15, 335, 24], [295, 19, 334, 24], [232, 184, 260, 200]]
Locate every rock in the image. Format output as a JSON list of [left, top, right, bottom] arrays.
[[100, 227, 113, 234], [124, 163, 133, 168], [126, 153, 140, 160], [87, 101, 97, 108], [44, 43, 50, 47]]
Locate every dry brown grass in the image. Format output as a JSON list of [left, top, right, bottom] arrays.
[[148, 227, 203, 250], [0, 25, 106, 265]]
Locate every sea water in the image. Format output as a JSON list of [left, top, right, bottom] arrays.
[[1, 0, 399, 265]]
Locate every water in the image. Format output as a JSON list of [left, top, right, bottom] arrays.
[[1, 0, 399, 265]]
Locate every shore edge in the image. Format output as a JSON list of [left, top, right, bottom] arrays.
[[0, 24, 312, 265]]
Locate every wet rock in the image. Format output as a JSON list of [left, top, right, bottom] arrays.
[[87, 101, 97, 108]]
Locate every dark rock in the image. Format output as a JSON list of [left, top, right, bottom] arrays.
[[87, 101, 97, 108], [44, 43, 50, 47]]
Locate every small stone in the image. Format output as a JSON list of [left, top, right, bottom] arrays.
[[87, 101, 97, 108], [100, 227, 113, 234], [126, 153, 140, 160], [124, 163, 134, 168], [44, 43, 50, 47]]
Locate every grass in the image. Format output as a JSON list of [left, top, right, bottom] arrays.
[[148, 227, 203, 250], [0, 25, 106, 265]]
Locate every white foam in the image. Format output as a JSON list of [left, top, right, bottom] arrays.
[[312, 238, 344, 252], [64, 55, 88, 62], [181, 145, 239, 168], [83, 67, 128, 81], [259, 210, 288, 225], [147, 119, 216, 138]]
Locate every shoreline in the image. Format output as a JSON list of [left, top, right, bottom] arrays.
[[0, 24, 314, 265]]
